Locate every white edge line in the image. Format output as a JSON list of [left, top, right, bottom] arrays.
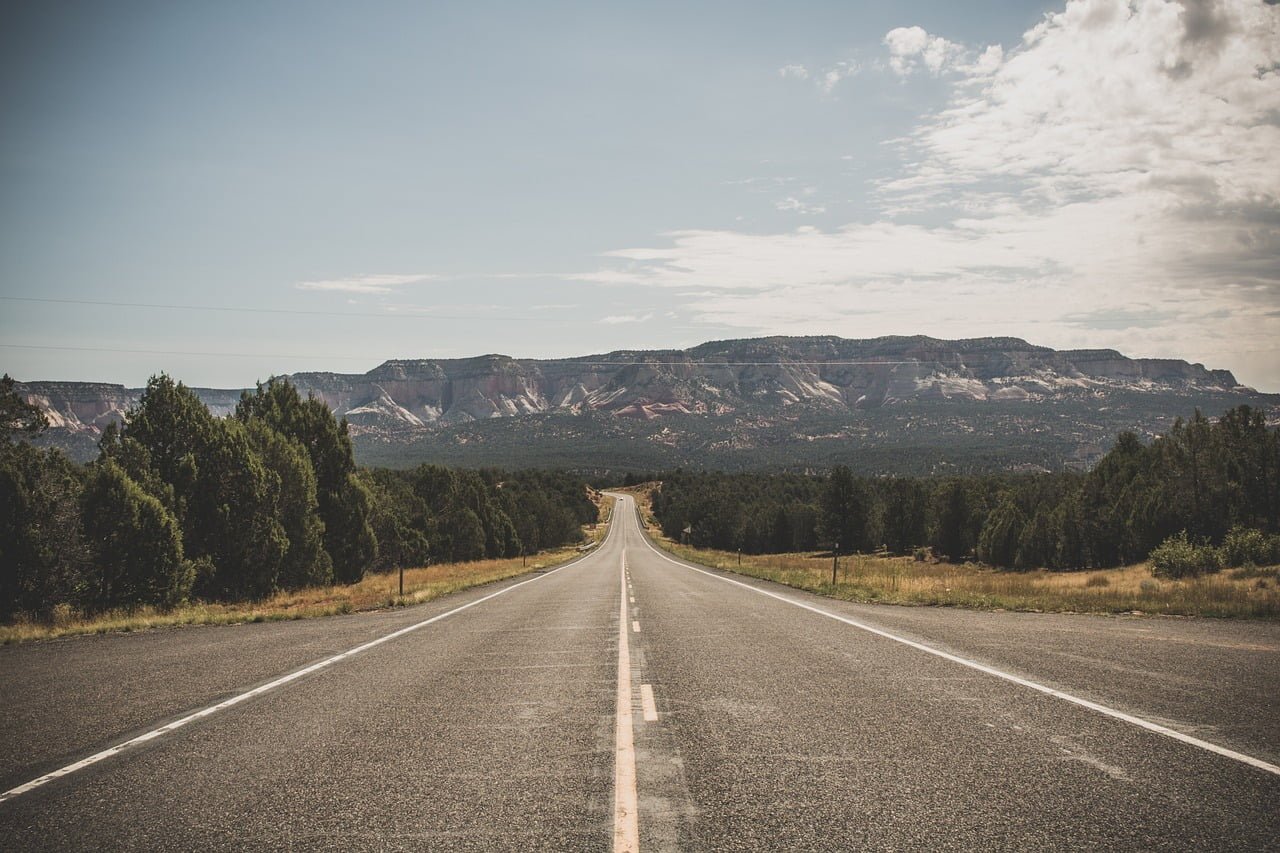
[[0, 514, 620, 805], [621, 496, 1280, 778], [640, 684, 659, 723]]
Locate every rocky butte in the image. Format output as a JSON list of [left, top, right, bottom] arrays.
[[15, 335, 1276, 474]]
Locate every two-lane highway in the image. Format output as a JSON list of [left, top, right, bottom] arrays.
[[2, 493, 1278, 850]]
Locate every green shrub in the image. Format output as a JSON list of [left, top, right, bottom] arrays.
[[1149, 531, 1222, 579], [1219, 526, 1280, 568]]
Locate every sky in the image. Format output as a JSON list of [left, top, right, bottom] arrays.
[[2, 0, 1278, 390]]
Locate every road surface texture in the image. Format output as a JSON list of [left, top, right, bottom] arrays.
[[1, 493, 1277, 850]]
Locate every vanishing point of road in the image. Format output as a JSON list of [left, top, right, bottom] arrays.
[[1, 494, 1277, 850]]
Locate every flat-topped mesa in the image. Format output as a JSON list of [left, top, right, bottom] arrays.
[[18, 382, 136, 434], [16, 381, 245, 437], [15, 335, 1255, 455], [1056, 350, 1239, 387]]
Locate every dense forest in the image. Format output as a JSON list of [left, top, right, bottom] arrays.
[[651, 404, 1280, 575], [0, 375, 595, 619]]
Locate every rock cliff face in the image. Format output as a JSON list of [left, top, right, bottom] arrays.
[[278, 335, 1249, 427], [14, 335, 1266, 469], [18, 382, 243, 441]]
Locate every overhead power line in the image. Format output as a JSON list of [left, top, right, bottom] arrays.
[[0, 343, 374, 362], [2, 343, 922, 368], [575, 361, 921, 366], [0, 295, 544, 322]]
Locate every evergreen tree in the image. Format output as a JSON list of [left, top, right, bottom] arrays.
[[977, 498, 1025, 568], [768, 505, 792, 552], [1, 374, 48, 438], [237, 380, 376, 582], [0, 443, 87, 616], [186, 418, 288, 599], [1014, 508, 1056, 570], [245, 420, 333, 589], [819, 465, 871, 553], [81, 459, 191, 608], [880, 478, 929, 555], [440, 506, 487, 562], [1212, 406, 1275, 531], [117, 375, 212, 521], [360, 469, 430, 572], [932, 480, 976, 561], [324, 472, 378, 582]]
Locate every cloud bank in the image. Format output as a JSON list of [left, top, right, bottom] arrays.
[[594, 0, 1280, 385]]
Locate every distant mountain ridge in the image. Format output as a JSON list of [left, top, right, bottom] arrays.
[[15, 335, 1272, 473], [275, 334, 1250, 425]]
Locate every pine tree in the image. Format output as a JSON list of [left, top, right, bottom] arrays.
[[977, 498, 1025, 568], [819, 465, 871, 553], [237, 380, 376, 582], [881, 478, 929, 555], [0, 444, 87, 616], [932, 480, 976, 562], [81, 459, 190, 608], [245, 420, 333, 589], [117, 375, 213, 521], [185, 419, 287, 599], [1, 374, 48, 438]]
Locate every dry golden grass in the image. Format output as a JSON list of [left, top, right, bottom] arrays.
[[2, 490, 616, 645], [0, 547, 587, 645], [661, 545, 1280, 617], [624, 484, 1280, 618]]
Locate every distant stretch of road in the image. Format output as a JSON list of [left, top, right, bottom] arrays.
[[1, 494, 1277, 850]]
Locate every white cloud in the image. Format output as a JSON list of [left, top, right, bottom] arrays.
[[775, 196, 827, 215], [884, 26, 967, 75], [600, 313, 653, 325], [966, 44, 1004, 77], [576, 0, 1280, 387], [819, 61, 860, 93], [295, 273, 436, 294], [779, 59, 859, 93]]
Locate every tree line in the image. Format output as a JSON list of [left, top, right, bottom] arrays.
[[650, 404, 1280, 572], [1, 374, 595, 618]]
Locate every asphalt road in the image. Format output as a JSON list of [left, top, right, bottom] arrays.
[[1, 493, 1277, 850]]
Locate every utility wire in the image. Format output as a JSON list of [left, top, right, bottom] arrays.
[[0, 343, 374, 362], [3, 295, 926, 367], [2, 343, 922, 368], [575, 361, 921, 366], [0, 295, 545, 322]]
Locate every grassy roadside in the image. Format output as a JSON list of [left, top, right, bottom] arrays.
[[622, 487, 1280, 618], [1, 491, 619, 645]]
